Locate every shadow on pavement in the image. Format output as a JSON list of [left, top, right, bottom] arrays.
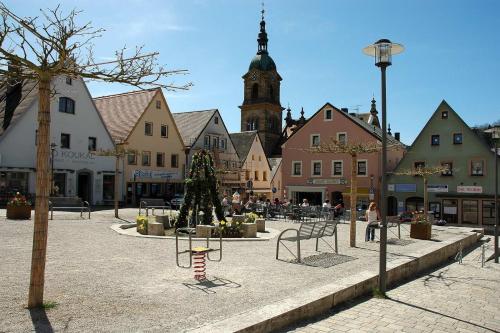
[[183, 276, 241, 294], [29, 308, 53, 333]]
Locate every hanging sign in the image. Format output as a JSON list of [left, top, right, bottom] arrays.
[[427, 184, 448, 193]]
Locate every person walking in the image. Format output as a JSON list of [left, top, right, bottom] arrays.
[[365, 202, 381, 242]]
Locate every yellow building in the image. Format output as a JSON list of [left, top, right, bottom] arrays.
[[94, 89, 185, 205]]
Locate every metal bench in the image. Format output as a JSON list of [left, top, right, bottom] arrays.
[[139, 199, 170, 216], [276, 219, 339, 263], [49, 200, 91, 220]]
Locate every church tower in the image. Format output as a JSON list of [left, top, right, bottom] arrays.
[[240, 8, 283, 157]]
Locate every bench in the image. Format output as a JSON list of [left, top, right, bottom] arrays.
[[49, 198, 91, 220], [276, 219, 339, 263], [139, 198, 171, 216]]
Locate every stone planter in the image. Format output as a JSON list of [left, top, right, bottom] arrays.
[[232, 215, 245, 226], [155, 215, 170, 229], [410, 223, 432, 240], [241, 223, 257, 238], [147, 222, 165, 236], [196, 225, 214, 238], [6, 205, 31, 219], [255, 218, 265, 232]]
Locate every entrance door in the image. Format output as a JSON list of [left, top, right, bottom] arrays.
[[296, 192, 322, 206], [77, 172, 91, 202], [442, 199, 458, 224], [387, 196, 398, 216], [331, 191, 343, 205]]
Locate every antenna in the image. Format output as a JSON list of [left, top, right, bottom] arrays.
[[349, 104, 362, 113]]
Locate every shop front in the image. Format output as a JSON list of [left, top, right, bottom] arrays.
[[436, 193, 497, 225], [126, 169, 183, 205]]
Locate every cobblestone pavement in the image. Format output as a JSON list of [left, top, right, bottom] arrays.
[[284, 243, 500, 333]]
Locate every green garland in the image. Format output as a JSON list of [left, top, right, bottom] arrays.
[[176, 150, 226, 228]]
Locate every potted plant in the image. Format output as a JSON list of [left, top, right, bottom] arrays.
[[6, 192, 32, 219], [410, 211, 432, 240]]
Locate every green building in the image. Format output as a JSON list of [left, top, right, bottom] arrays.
[[387, 100, 499, 226]]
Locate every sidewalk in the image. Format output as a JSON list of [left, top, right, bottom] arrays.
[[283, 242, 500, 333]]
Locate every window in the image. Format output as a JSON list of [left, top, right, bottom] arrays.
[[60, 133, 70, 149], [263, 171, 267, 181], [414, 161, 425, 170], [312, 161, 322, 176], [441, 162, 453, 176], [269, 85, 274, 100], [59, 97, 75, 114], [245, 170, 250, 181], [431, 135, 440, 146], [214, 116, 219, 124], [471, 160, 484, 176], [212, 137, 219, 149], [453, 133, 463, 144], [156, 100, 161, 109], [252, 155, 255, 161], [482, 201, 496, 225], [204, 136, 210, 149], [142, 151, 151, 166], [311, 134, 320, 147], [65, 76, 72, 85], [145, 122, 153, 136], [325, 109, 332, 120], [220, 139, 226, 150], [251, 83, 258, 99], [332, 160, 343, 176], [441, 111, 448, 119], [253, 171, 259, 180], [161, 125, 168, 138], [337, 132, 347, 144], [258, 156, 262, 161], [171, 154, 179, 168], [156, 153, 165, 167], [127, 152, 137, 165], [54, 173, 66, 196], [102, 174, 114, 200], [292, 161, 302, 176], [462, 200, 479, 224], [88, 137, 97, 151], [357, 160, 367, 176]]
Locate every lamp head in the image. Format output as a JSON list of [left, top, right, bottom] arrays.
[[363, 39, 404, 67]]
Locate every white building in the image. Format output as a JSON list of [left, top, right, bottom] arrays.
[[0, 76, 118, 205]]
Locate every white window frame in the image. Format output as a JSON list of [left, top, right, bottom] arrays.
[[145, 122, 153, 136], [324, 109, 333, 121], [310, 134, 321, 147], [311, 160, 322, 177], [337, 132, 347, 144], [292, 161, 302, 177], [332, 160, 343, 177], [160, 124, 168, 138], [357, 159, 368, 177]]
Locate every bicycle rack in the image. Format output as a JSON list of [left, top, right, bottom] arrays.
[[175, 227, 222, 269]]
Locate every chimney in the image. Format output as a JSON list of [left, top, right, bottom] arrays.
[[341, 107, 348, 113], [395, 132, 400, 141]]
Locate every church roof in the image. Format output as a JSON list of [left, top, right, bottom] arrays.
[[230, 131, 258, 161], [172, 109, 218, 146], [249, 53, 276, 71]]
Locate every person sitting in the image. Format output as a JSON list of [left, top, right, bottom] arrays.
[[322, 199, 331, 208], [365, 202, 381, 242], [301, 198, 310, 207]]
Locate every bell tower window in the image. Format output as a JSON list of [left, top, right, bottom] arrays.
[[269, 85, 274, 100], [251, 83, 259, 99]]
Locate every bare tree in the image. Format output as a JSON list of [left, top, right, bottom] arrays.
[[0, 3, 191, 308], [308, 139, 383, 247]]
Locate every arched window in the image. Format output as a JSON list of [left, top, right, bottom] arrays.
[[251, 83, 259, 99], [269, 85, 274, 100], [252, 119, 259, 130]]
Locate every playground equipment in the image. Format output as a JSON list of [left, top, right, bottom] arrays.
[[175, 227, 222, 280]]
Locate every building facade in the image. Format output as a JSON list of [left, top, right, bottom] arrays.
[[387, 100, 500, 225], [94, 89, 185, 205], [0, 76, 117, 205], [282, 102, 405, 207]]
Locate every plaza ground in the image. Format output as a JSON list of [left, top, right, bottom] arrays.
[[0, 208, 493, 332]]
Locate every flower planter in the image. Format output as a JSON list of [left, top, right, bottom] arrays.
[[6, 205, 31, 220], [410, 223, 432, 240], [155, 215, 170, 229], [196, 225, 214, 238], [255, 218, 265, 232], [241, 223, 257, 238], [147, 222, 165, 236]]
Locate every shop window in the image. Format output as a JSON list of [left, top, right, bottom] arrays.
[[53, 173, 66, 196], [142, 151, 151, 166], [60, 133, 70, 149], [332, 160, 343, 176], [462, 200, 478, 224], [102, 175, 114, 201], [441, 162, 453, 176], [312, 161, 322, 176], [88, 137, 97, 151], [471, 160, 484, 176], [431, 135, 440, 146], [453, 133, 463, 144], [59, 97, 75, 114], [0, 172, 29, 195], [482, 201, 496, 225], [145, 122, 153, 136], [161, 125, 168, 138], [156, 153, 165, 167], [127, 152, 137, 165], [357, 160, 367, 176], [171, 154, 179, 168], [292, 161, 302, 176]]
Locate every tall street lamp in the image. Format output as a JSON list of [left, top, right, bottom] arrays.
[[50, 143, 57, 196], [485, 126, 499, 263], [363, 39, 404, 293]]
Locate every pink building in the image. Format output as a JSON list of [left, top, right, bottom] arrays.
[[282, 101, 405, 208]]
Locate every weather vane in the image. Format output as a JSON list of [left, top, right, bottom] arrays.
[[261, 2, 265, 20]]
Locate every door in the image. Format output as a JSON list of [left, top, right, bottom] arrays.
[[387, 196, 398, 216], [77, 172, 91, 202]]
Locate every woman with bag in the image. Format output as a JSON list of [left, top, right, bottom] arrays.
[[365, 202, 381, 242]]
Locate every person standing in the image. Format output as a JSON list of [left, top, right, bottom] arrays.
[[365, 202, 381, 242]]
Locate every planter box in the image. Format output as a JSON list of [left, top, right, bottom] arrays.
[[241, 223, 257, 238], [410, 223, 432, 240], [196, 225, 214, 238], [155, 215, 171, 229], [255, 218, 265, 232], [232, 215, 245, 226], [147, 222, 165, 236], [6, 205, 31, 219]]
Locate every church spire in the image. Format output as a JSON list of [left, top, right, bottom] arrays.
[[257, 4, 268, 55]]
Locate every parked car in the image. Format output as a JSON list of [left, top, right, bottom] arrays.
[[170, 195, 184, 209]]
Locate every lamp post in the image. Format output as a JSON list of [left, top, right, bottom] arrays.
[[485, 127, 499, 263], [363, 39, 404, 293], [50, 143, 57, 196]]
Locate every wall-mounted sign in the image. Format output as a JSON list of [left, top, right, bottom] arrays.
[[388, 184, 395, 192], [457, 185, 483, 194], [307, 178, 347, 185], [133, 170, 178, 180], [395, 184, 416, 192], [427, 184, 448, 193]]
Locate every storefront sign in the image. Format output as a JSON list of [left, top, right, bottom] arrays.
[[133, 170, 178, 180], [54, 150, 96, 165], [427, 184, 448, 193], [388, 184, 395, 192], [457, 185, 483, 194], [395, 184, 416, 192], [307, 178, 346, 185]]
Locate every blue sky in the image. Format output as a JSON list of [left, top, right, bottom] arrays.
[[8, 0, 500, 145]]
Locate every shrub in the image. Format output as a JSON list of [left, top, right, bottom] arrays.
[[136, 215, 148, 235], [7, 192, 31, 207], [245, 212, 259, 224]]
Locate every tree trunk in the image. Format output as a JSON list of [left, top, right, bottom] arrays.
[[423, 176, 428, 216], [28, 76, 51, 308], [350, 154, 357, 247], [114, 155, 119, 218]]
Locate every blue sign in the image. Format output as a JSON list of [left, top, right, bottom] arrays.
[[395, 184, 416, 193], [272, 187, 277, 193]]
